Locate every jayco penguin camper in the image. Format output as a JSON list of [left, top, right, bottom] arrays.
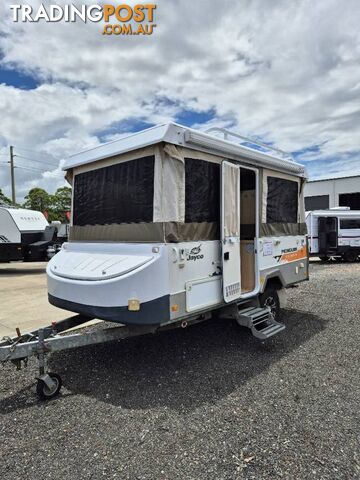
[[47, 123, 309, 340]]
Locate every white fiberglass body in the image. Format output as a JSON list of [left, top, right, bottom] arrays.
[[47, 242, 169, 324]]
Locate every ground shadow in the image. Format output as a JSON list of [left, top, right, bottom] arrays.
[[0, 309, 328, 414], [0, 266, 46, 276], [54, 309, 328, 409]]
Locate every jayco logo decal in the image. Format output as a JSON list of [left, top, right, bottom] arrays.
[[187, 245, 204, 261]]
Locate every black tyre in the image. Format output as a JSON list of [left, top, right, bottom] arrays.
[[36, 373, 62, 400], [259, 288, 280, 321], [343, 250, 358, 263]]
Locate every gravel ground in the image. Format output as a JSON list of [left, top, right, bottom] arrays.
[[0, 262, 359, 479]]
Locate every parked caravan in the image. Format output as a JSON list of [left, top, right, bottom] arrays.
[[0, 206, 68, 262], [47, 123, 309, 340], [306, 208, 360, 262]]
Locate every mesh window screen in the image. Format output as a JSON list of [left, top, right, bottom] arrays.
[[267, 177, 298, 223], [185, 158, 220, 223], [73, 156, 155, 226]]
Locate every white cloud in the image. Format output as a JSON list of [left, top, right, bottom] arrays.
[[1, 0, 360, 200]]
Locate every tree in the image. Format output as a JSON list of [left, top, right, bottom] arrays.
[[23, 187, 51, 212], [0, 188, 12, 206], [51, 187, 72, 222], [52, 187, 71, 213], [22, 186, 72, 222]]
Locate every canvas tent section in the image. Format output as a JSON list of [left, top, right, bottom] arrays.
[[260, 169, 306, 237], [69, 143, 224, 243], [68, 138, 305, 243], [222, 162, 240, 238], [153, 143, 185, 223]]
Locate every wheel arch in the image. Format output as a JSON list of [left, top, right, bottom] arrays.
[[261, 273, 284, 293], [260, 274, 288, 310]]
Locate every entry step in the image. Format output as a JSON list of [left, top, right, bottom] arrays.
[[237, 306, 285, 340]]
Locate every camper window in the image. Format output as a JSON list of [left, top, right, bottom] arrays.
[[266, 177, 298, 224], [73, 156, 155, 226], [340, 218, 360, 229], [185, 158, 220, 223]]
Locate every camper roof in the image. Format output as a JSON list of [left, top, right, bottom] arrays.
[[63, 123, 306, 177], [306, 209, 360, 218]]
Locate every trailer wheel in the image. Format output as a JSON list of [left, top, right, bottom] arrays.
[[259, 288, 280, 321], [36, 373, 62, 400], [343, 250, 358, 263]]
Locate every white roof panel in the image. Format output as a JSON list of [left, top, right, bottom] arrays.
[[64, 123, 172, 170], [63, 122, 307, 177]]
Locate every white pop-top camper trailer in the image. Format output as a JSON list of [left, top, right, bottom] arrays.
[[47, 123, 309, 340], [306, 208, 360, 262]]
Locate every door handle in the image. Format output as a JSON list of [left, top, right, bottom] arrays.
[[224, 252, 230, 261]]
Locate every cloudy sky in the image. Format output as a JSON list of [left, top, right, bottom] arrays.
[[1, 0, 360, 201]]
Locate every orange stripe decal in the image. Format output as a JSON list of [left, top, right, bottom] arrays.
[[280, 245, 308, 263]]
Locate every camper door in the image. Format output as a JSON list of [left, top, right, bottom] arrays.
[[319, 216, 338, 252], [221, 161, 241, 302]]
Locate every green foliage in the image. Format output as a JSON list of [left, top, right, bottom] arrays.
[[22, 186, 72, 222], [0, 188, 13, 206], [51, 187, 72, 215], [23, 187, 51, 211]]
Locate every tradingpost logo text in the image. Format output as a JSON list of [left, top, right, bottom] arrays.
[[9, 3, 157, 36]]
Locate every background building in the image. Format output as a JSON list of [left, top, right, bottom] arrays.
[[304, 174, 360, 211]]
